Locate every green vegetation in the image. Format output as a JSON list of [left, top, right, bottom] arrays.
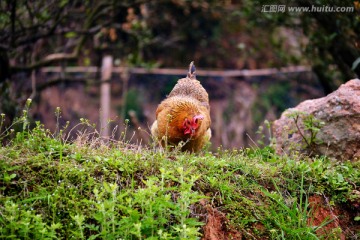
[[252, 82, 292, 127], [119, 88, 145, 122], [1, 107, 359, 239], [285, 111, 326, 153]]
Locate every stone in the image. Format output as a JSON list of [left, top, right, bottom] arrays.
[[272, 79, 360, 161]]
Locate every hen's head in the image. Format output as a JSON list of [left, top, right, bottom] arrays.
[[183, 115, 204, 136]]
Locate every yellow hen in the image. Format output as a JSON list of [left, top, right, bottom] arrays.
[[151, 62, 211, 152]]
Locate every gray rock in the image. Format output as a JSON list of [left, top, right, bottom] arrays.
[[273, 79, 360, 161]]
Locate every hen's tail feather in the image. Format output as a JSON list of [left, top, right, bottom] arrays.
[[187, 61, 196, 79]]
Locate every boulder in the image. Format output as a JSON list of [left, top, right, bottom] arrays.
[[272, 79, 360, 161]]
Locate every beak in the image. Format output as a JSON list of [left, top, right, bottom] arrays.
[[191, 127, 195, 136]]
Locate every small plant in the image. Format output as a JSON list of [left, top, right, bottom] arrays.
[[0, 98, 33, 142], [256, 119, 276, 148], [0, 201, 61, 239], [286, 111, 325, 153]]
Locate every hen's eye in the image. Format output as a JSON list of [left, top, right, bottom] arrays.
[[194, 118, 198, 124], [186, 119, 191, 125]]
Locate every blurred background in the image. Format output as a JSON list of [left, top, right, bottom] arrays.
[[0, 0, 359, 150]]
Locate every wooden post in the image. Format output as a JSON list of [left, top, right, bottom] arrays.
[[100, 55, 113, 138], [121, 67, 129, 121]]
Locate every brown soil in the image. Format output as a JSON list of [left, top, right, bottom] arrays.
[[307, 194, 360, 239], [200, 199, 242, 240], [308, 195, 345, 239]]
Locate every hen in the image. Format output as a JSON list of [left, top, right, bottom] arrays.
[[151, 62, 211, 152]]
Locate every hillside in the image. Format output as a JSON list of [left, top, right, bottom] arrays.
[[0, 115, 359, 239]]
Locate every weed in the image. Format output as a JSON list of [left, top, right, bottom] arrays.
[[286, 111, 325, 154]]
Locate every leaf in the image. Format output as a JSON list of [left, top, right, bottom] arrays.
[[3, 173, 16, 182], [84, 57, 91, 66], [60, 0, 68, 7], [352, 57, 360, 70], [103, 182, 111, 193], [65, 32, 77, 38], [337, 173, 344, 183], [355, 216, 360, 221]]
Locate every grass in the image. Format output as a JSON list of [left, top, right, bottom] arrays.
[[0, 107, 359, 239]]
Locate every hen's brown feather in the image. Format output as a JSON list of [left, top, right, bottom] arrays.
[[151, 62, 211, 152]]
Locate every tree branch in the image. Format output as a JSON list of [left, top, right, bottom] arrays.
[[11, 53, 78, 72], [9, 2, 107, 73], [36, 77, 96, 92], [15, 5, 65, 46]]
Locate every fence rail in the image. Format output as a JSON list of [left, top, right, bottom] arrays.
[[41, 65, 311, 78]]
